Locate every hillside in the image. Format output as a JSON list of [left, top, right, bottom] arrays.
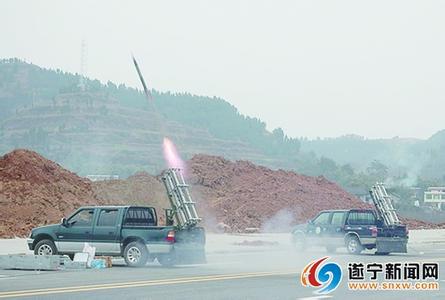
[[300, 133, 445, 184], [1, 58, 444, 189], [0, 59, 299, 177]]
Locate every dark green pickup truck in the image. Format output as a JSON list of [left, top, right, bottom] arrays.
[[27, 205, 206, 267]]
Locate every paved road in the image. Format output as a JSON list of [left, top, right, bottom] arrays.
[[0, 233, 444, 299]]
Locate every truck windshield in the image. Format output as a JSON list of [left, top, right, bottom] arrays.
[[312, 212, 330, 225], [123, 207, 156, 226]]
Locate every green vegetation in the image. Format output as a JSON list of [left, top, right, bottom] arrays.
[[0, 58, 300, 160], [1, 58, 444, 192]]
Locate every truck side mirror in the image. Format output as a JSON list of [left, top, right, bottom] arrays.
[[61, 217, 68, 227]]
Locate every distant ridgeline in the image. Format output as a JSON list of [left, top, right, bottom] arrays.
[[1, 58, 444, 187], [0, 58, 300, 177]]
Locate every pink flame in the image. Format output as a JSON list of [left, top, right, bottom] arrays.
[[162, 137, 186, 171]]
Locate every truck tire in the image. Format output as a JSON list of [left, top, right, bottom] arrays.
[[124, 241, 148, 267], [346, 236, 362, 255], [34, 239, 58, 256]]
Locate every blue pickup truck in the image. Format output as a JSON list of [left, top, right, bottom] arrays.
[[27, 205, 206, 267], [291, 209, 408, 255]]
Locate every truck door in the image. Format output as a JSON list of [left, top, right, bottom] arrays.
[[91, 208, 121, 255], [327, 211, 346, 246], [345, 211, 377, 246], [307, 212, 331, 245], [56, 208, 95, 253]]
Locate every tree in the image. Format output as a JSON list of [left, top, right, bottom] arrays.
[[366, 160, 388, 181]]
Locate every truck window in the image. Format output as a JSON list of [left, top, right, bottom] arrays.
[[69, 209, 94, 227], [347, 212, 376, 225], [312, 212, 330, 225], [97, 209, 118, 226], [331, 212, 345, 226], [123, 207, 155, 226]]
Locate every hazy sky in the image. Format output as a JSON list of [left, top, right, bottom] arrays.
[[1, 1, 444, 139]]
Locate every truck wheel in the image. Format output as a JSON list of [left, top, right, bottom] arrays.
[[157, 253, 176, 267], [346, 236, 362, 255], [124, 242, 148, 267], [34, 239, 57, 256]]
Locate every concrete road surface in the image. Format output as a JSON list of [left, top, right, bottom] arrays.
[[0, 230, 444, 299]]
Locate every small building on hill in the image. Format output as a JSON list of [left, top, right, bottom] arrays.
[[424, 187, 445, 210]]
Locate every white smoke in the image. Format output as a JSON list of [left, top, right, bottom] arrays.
[[260, 209, 295, 233]]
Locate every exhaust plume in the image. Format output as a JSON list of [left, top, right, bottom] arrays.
[[163, 137, 186, 171], [132, 55, 186, 171]]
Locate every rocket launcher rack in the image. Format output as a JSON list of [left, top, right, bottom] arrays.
[[162, 168, 201, 229], [369, 182, 401, 226]]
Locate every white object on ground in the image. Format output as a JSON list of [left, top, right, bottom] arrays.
[[82, 243, 96, 268], [73, 253, 89, 264]]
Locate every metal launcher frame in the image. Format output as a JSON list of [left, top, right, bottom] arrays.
[[162, 168, 201, 229], [369, 182, 401, 226]]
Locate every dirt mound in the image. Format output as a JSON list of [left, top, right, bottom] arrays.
[[0, 150, 439, 238], [402, 218, 445, 229], [0, 150, 170, 238], [188, 154, 370, 232], [0, 149, 98, 237], [92, 172, 169, 224], [188, 155, 443, 231]]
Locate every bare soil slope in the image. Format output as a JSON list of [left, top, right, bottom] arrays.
[[188, 154, 370, 232], [0, 149, 98, 237], [92, 172, 170, 224], [0, 150, 440, 237]]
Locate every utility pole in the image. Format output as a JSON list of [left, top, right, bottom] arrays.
[[78, 39, 87, 92]]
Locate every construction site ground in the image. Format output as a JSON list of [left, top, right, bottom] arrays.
[[0, 230, 444, 300]]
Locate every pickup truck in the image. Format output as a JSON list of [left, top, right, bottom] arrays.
[[27, 205, 206, 267], [291, 209, 408, 255]]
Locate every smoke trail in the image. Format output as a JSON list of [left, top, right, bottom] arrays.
[[260, 209, 295, 233], [163, 137, 186, 171], [132, 56, 187, 172]]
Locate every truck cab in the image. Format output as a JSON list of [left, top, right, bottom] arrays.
[[291, 209, 408, 255]]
